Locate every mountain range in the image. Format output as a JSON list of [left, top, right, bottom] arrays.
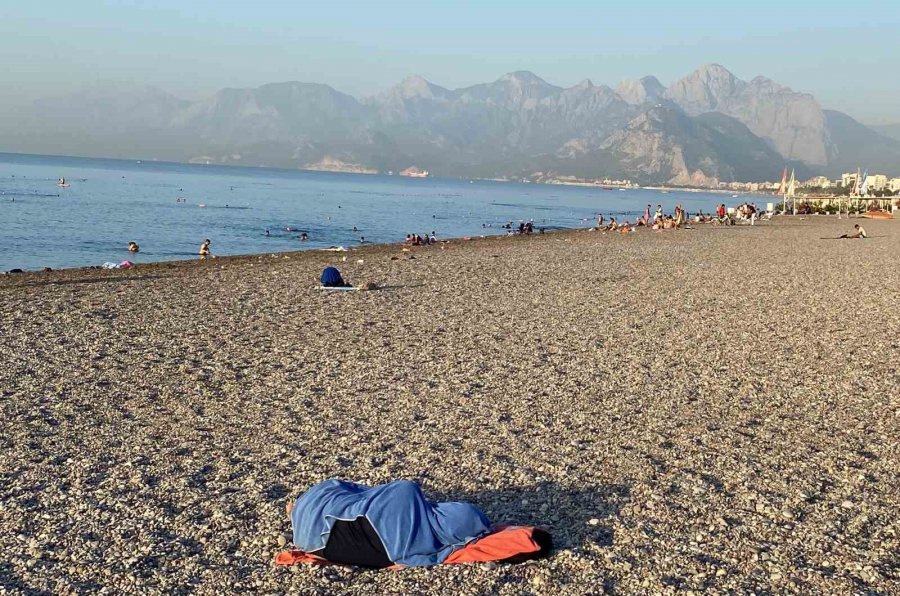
[[2, 64, 899, 185]]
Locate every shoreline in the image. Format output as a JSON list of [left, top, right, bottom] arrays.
[[0, 211, 876, 277], [1, 225, 597, 276]]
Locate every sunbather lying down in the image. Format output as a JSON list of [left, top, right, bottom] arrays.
[[277, 479, 552, 568]]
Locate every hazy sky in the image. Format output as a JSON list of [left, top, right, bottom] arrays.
[[3, 0, 899, 123]]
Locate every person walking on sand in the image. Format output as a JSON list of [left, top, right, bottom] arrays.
[[199, 239, 213, 258]]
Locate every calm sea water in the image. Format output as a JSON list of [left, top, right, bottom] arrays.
[[0, 153, 732, 271]]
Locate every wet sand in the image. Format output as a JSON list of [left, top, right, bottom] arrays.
[[1, 217, 898, 594]]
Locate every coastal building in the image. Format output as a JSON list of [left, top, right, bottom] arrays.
[[803, 175, 832, 188], [400, 167, 429, 178], [841, 172, 858, 188], [866, 174, 888, 191], [889, 178, 900, 193], [597, 177, 634, 187]]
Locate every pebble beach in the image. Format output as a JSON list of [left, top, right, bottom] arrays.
[[1, 218, 898, 594]]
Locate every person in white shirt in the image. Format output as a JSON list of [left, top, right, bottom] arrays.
[[840, 224, 867, 239]]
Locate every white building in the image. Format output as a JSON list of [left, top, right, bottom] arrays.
[[804, 175, 831, 188], [841, 172, 858, 188], [889, 178, 900, 193], [865, 174, 888, 191]]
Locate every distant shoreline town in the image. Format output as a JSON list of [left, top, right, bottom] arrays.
[[293, 160, 900, 198], [536, 171, 900, 197]]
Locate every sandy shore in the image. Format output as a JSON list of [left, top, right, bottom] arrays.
[[1, 217, 898, 594]]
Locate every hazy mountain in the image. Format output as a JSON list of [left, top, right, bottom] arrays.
[[665, 64, 830, 166], [165, 81, 374, 165], [599, 107, 810, 185], [616, 76, 666, 106], [1, 66, 898, 183], [870, 123, 900, 143], [0, 83, 190, 159], [823, 111, 900, 174]]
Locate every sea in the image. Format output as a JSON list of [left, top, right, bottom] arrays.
[[0, 152, 735, 271]]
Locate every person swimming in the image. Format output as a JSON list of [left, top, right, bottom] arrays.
[[199, 239, 212, 258], [264, 229, 271, 237], [299, 232, 309, 241], [128, 242, 139, 253]]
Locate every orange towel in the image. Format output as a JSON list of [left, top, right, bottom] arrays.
[[274, 550, 330, 566], [274, 526, 549, 568], [444, 526, 547, 564]]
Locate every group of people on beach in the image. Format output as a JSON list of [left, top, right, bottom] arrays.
[[109, 197, 875, 273], [480, 220, 544, 235], [594, 203, 691, 233], [405, 232, 437, 246]]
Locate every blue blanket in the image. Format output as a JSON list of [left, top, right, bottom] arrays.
[[290, 479, 492, 566]]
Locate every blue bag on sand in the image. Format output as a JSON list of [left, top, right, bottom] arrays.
[[320, 267, 345, 287]]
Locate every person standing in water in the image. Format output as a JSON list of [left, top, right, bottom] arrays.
[[199, 239, 212, 259], [128, 242, 140, 253]]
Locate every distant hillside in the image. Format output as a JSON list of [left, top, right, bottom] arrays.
[[824, 112, 900, 174], [0, 66, 897, 183], [870, 123, 900, 143]]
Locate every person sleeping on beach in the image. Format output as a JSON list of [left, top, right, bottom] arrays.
[[320, 266, 351, 288], [278, 479, 552, 569], [839, 224, 867, 239]]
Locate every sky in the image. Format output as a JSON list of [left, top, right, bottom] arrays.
[[2, 0, 899, 123]]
